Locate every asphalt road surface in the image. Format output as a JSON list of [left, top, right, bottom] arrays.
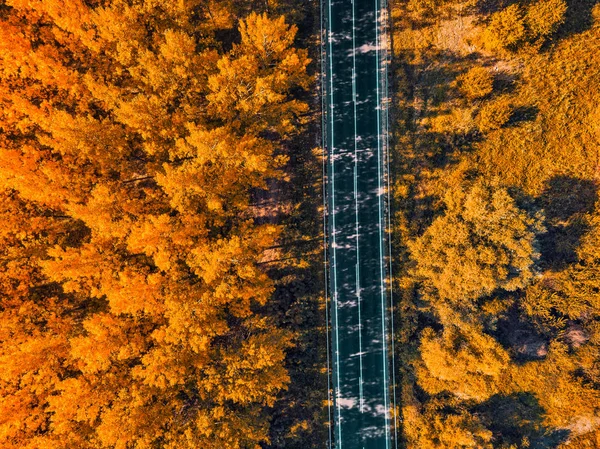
[[323, 0, 396, 448]]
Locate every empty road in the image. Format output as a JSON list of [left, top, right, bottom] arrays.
[[323, 0, 397, 448]]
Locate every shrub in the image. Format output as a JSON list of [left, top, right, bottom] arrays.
[[457, 66, 494, 100], [526, 0, 567, 39], [484, 0, 567, 51], [484, 4, 527, 50], [477, 97, 513, 132]]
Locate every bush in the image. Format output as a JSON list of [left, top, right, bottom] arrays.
[[484, 0, 567, 51], [477, 97, 513, 132], [526, 0, 567, 39], [457, 66, 494, 100], [484, 4, 527, 50]]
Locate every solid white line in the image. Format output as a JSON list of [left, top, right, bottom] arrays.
[[351, 0, 365, 415], [375, 0, 391, 447], [320, 0, 333, 445], [381, 3, 399, 446], [327, 1, 343, 447]]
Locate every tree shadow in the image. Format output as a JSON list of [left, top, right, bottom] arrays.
[[538, 176, 598, 268], [414, 62, 463, 107], [557, 0, 600, 40], [507, 105, 540, 126], [492, 69, 520, 94], [259, 3, 331, 442], [476, 0, 523, 15], [263, 48, 330, 446], [401, 49, 492, 174], [476, 393, 570, 448], [415, 130, 484, 170], [540, 176, 598, 222], [493, 303, 550, 363]]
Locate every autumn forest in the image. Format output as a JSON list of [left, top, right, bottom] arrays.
[[0, 0, 599, 448]]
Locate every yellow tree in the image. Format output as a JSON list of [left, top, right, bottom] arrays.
[[208, 12, 311, 137], [410, 180, 545, 305], [418, 320, 511, 401]]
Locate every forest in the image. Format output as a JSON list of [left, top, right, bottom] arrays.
[[390, 0, 600, 446], [0, 0, 325, 447], [0, 0, 599, 448]]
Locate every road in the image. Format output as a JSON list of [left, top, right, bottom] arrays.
[[323, 0, 396, 448]]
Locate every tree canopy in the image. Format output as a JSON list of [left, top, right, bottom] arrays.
[[0, 1, 310, 447], [410, 181, 545, 304]]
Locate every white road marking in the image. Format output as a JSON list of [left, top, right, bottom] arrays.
[[375, 1, 392, 448], [381, 3, 399, 445], [327, 3, 343, 447], [320, 1, 333, 447], [351, 0, 365, 416]]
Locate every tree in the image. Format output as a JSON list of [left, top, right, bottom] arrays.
[[410, 181, 545, 304], [483, 0, 567, 51], [0, 192, 78, 449], [554, 210, 600, 317], [418, 322, 510, 401], [511, 343, 600, 429], [522, 208, 600, 331], [403, 396, 494, 449], [207, 13, 311, 137], [412, 412, 495, 448]]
